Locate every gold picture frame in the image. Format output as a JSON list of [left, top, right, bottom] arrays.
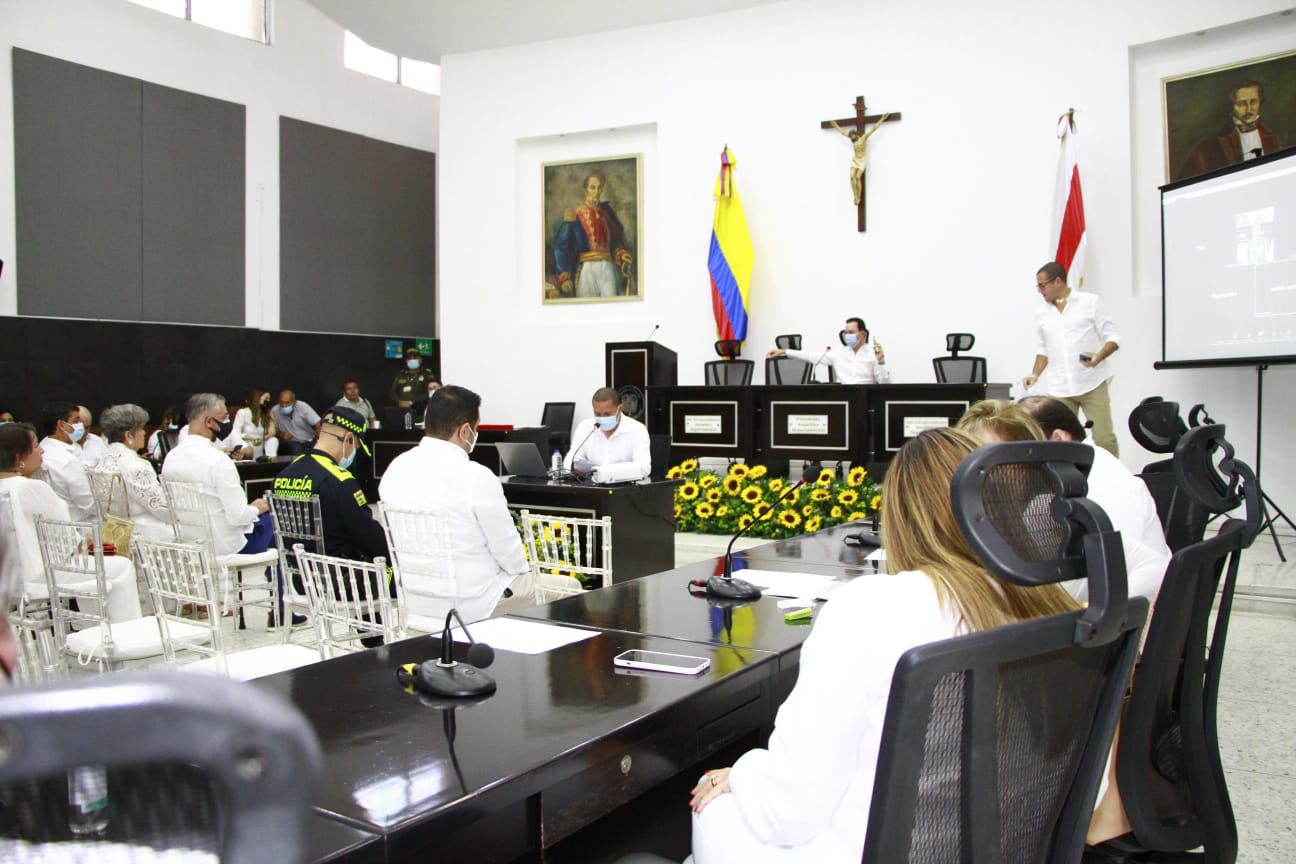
[[542, 154, 643, 304]]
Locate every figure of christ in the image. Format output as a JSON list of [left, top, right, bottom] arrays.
[[831, 114, 890, 206]]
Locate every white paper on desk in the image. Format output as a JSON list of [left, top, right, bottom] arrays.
[[450, 617, 597, 655], [739, 569, 841, 599], [866, 548, 886, 563]]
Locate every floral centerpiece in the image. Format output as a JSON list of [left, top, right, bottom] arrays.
[[667, 458, 881, 539]]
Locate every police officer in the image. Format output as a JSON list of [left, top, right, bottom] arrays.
[[390, 348, 436, 408]]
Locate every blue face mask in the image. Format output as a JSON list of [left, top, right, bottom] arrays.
[[68, 422, 86, 444], [280, 405, 294, 415], [594, 414, 619, 431], [406, 359, 421, 370], [338, 441, 356, 470], [843, 332, 860, 348]]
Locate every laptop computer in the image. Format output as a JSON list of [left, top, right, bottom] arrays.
[[496, 442, 551, 479]]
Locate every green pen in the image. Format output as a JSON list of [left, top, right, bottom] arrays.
[[783, 606, 814, 624]]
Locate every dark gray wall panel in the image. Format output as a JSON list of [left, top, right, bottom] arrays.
[[13, 48, 143, 319], [141, 82, 246, 325], [280, 117, 436, 336]]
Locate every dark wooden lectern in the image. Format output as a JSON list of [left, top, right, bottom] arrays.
[[605, 341, 677, 419]]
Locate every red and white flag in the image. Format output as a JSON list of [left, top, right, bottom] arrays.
[[1051, 109, 1087, 288]]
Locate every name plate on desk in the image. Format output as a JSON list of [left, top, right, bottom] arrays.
[[786, 414, 829, 435], [685, 415, 723, 435], [903, 416, 950, 437]]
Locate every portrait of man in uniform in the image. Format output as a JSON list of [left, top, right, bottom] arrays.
[[1165, 50, 1295, 183], [543, 155, 642, 303]]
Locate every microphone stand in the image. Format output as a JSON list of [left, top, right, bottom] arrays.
[[416, 609, 497, 698], [702, 480, 805, 600]]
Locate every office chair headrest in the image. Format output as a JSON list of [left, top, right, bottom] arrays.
[[1127, 397, 1187, 454], [774, 334, 802, 350], [951, 440, 1130, 646], [945, 333, 975, 354], [1173, 423, 1261, 545], [714, 339, 742, 359]]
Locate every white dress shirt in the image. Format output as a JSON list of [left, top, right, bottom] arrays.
[[563, 413, 651, 478], [691, 570, 962, 863], [378, 436, 532, 624], [1035, 290, 1120, 398], [38, 437, 97, 521], [78, 432, 109, 468], [785, 345, 891, 385], [161, 435, 258, 557], [97, 442, 175, 542]]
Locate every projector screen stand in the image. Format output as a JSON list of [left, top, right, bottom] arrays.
[[1254, 363, 1294, 561]]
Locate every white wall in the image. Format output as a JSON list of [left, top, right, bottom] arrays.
[[0, 0, 439, 329], [439, 0, 1296, 518]]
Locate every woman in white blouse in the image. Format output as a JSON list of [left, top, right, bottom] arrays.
[[686, 428, 1080, 864], [0, 423, 142, 622], [233, 388, 278, 459], [96, 404, 175, 543]]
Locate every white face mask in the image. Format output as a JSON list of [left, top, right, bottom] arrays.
[[465, 425, 478, 454], [407, 358, 421, 370], [68, 421, 86, 444]]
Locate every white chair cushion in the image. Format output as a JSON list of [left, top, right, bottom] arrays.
[[64, 615, 206, 661], [183, 644, 320, 681], [219, 550, 279, 569]]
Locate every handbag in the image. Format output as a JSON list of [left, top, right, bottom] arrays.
[[101, 473, 135, 560]]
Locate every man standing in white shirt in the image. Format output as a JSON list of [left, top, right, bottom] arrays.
[[564, 387, 651, 480], [1024, 261, 1121, 456], [37, 401, 97, 521], [75, 406, 108, 468], [378, 386, 533, 624], [765, 316, 891, 384]]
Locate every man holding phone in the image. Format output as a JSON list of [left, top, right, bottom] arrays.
[[766, 316, 890, 384], [1023, 261, 1121, 456]]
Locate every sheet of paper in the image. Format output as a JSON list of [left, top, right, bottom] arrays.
[[866, 547, 886, 563], [451, 617, 597, 655], [738, 568, 841, 599]]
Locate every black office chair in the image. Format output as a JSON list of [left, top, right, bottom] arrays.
[[765, 355, 812, 385], [648, 433, 673, 481], [774, 334, 802, 350], [1127, 397, 1188, 471], [541, 401, 576, 455], [932, 332, 987, 383], [155, 426, 181, 460], [0, 672, 321, 862], [1094, 424, 1261, 864], [704, 340, 754, 387]]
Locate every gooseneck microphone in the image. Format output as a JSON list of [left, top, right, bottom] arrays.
[[698, 480, 806, 600], [397, 609, 496, 698], [565, 422, 601, 474], [644, 323, 660, 342]]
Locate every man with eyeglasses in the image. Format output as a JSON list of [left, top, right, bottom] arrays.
[[1023, 261, 1121, 456]]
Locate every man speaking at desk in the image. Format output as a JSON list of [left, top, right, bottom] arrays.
[[564, 387, 651, 480], [766, 316, 891, 384]]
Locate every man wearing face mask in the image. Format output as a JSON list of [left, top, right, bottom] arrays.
[[766, 316, 891, 384], [273, 407, 388, 565], [38, 400, 98, 521], [379, 385, 534, 624], [563, 387, 652, 480], [274, 389, 321, 457], [390, 348, 436, 409]]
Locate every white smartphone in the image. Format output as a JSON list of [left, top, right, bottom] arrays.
[[613, 649, 711, 675]]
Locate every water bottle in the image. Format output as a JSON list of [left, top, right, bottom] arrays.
[[404, 410, 413, 430], [550, 449, 562, 479], [68, 764, 109, 835]]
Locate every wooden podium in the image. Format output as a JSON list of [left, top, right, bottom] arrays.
[[604, 341, 677, 419]]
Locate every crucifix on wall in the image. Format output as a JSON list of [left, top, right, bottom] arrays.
[[820, 96, 902, 232]]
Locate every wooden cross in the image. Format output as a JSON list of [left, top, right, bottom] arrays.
[[820, 96, 902, 232]]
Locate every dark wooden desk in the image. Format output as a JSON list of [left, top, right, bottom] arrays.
[[502, 478, 678, 582], [310, 813, 383, 864], [258, 631, 775, 864], [236, 456, 295, 502], [369, 427, 553, 480]]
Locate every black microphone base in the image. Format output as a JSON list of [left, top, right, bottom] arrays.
[[705, 575, 762, 600], [417, 661, 497, 698]]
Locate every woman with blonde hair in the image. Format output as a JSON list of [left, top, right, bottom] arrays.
[[686, 427, 1079, 864]]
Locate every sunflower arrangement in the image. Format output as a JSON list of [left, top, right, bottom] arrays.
[[670, 459, 882, 539]]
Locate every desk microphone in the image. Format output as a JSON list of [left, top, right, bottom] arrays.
[[696, 480, 805, 600], [565, 422, 600, 473], [396, 609, 496, 698], [810, 346, 832, 381], [644, 323, 660, 342]]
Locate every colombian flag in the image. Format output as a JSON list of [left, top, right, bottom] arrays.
[[709, 147, 754, 343]]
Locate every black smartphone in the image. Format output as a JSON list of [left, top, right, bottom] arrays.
[[1079, 353, 1093, 363]]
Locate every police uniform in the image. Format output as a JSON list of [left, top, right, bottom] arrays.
[[390, 352, 435, 404], [273, 449, 389, 565]]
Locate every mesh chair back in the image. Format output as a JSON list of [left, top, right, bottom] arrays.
[[293, 545, 401, 656], [133, 537, 223, 665], [1115, 423, 1260, 860], [0, 672, 321, 863], [704, 359, 754, 387], [1127, 397, 1187, 457], [379, 504, 458, 630], [519, 510, 612, 601], [863, 440, 1147, 862], [765, 355, 812, 386], [266, 493, 325, 612], [541, 402, 577, 454], [714, 339, 743, 359], [35, 516, 112, 667], [932, 355, 987, 384], [1138, 472, 1210, 552], [774, 334, 802, 350]]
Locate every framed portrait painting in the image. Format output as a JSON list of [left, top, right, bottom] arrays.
[[542, 154, 642, 304], [1164, 49, 1295, 183]]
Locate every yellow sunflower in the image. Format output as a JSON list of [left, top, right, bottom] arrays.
[[706, 489, 722, 503], [723, 476, 742, 495], [816, 468, 835, 486], [666, 466, 683, 480], [738, 514, 754, 529], [694, 501, 715, 518], [741, 486, 763, 504], [811, 488, 831, 502], [847, 466, 868, 487], [837, 489, 860, 506], [699, 474, 718, 488], [778, 509, 801, 529], [785, 488, 801, 505], [730, 462, 749, 478], [748, 464, 768, 479], [717, 505, 729, 517], [680, 482, 700, 501], [830, 505, 843, 518], [802, 504, 815, 516], [673, 504, 681, 518], [680, 458, 699, 473], [768, 478, 785, 493], [753, 502, 773, 519], [805, 515, 823, 532], [871, 494, 882, 510], [848, 511, 868, 521]]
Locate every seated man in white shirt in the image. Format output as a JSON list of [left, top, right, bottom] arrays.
[[378, 385, 534, 625], [177, 418, 253, 459], [38, 401, 98, 521], [765, 316, 891, 384], [75, 405, 109, 468], [564, 387, 652, 480]]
